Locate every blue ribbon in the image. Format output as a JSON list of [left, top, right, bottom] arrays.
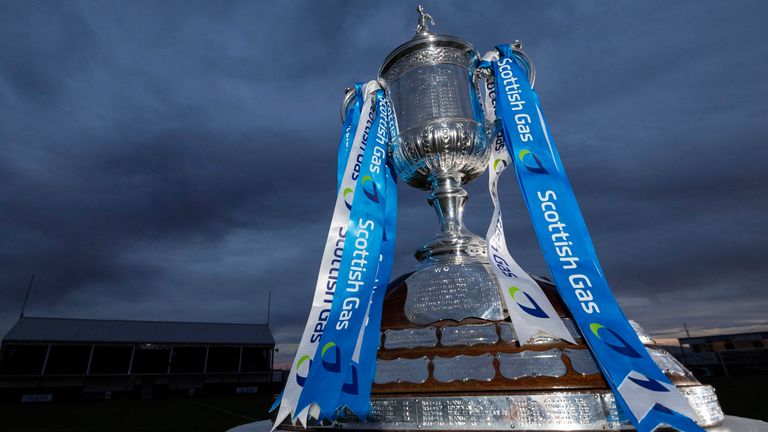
[[270, 84, 369, 419], [336, 99, 398, 419], [492, 45, 703, 432], [296, 90, 392, 419]]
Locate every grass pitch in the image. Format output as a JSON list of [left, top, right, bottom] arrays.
[[1, 393, 272, 432]]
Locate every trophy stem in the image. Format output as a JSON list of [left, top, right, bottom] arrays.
[[416, 172, 487, 262]]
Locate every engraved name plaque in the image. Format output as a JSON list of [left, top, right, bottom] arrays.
[[384, 327, 437, 350], [366, 398, 419, 425], [440, 323, 499, 346], [417, 396, 511, 429], [433, 354, 496, 383], [404, 263, 504, 325], [564, 348, 600, 376], [374, 357, 430, 384], [496, 348, 566, 380], [506, 393, 622, 428], [338, 387, 724, 430]]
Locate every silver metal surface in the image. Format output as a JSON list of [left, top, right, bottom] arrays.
[[379, 7, 489, 263], [522, 318, 583, 344], [383, 47, 472, 90], [680, 385, 726, 427], [440, 323, 498, 346], [414, 175, 489, 261], [415, 5, 434, 35], [331, 384, 725, 430], [629, 319, 656, 345], [379, 6, 477, 85], [404, 262, 503, 325], [338, 393, 625, 430], [230, 415, 768, 432], [525, 332, 566, 345], [563, 317, 583, 340], [564, 348, 601, 376], [524, 333, 559, 345], [496, 348, 566, 379], [498, 322, 517, 343], [508, 41, 536, 88], [390, 112, 486, 191], [383, 326, 437, 350], [647, 346, 691, 376], [340, 87, 355, 123], [373, 357, 430, 385], [432, 353, 495, 382]]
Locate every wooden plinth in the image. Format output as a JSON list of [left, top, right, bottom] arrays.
[[373, 273, 700, 396]]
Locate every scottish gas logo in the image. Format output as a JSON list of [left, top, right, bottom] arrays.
[[493, 158, 508, 174], [518, 149, 548, 174], [342, 187, 354, 210], [316, 342, 360, 395], [626, 372, 668, 392], [320, 341, 341, 372], [508, 285, 548, 318], [590, 323, 642, 358], [361, 175, 379, 203], [590, 323, 687, 417], [295, 355, 312, 386]]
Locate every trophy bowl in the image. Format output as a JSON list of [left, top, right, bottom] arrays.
[[383, 60, 488, 192]]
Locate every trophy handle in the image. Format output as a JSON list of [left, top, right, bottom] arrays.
[[507, 41, 536, 88]]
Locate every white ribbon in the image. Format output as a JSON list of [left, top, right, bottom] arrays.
[[482, 51, 574, 345], [274, 81, 380, 429]]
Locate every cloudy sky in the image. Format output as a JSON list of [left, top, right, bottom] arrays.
[[1, 1, 767, 366]]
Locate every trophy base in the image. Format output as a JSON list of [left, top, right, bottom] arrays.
[[334, 386, 723, 430], [361, 275, 722, 430], [402, 256, 505, 326], [238, 415, 768, 432], [273, 275, 725, 431], [276, 386, 723, 431]]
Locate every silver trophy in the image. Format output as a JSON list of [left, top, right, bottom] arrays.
[[324, 7, 725, 431], [382, 6, 488, 262], [343, 7, 513, 325], [376, 6, 534, 325]]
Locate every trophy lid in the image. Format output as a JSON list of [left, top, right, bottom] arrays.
[[379, 6, 478, 82]]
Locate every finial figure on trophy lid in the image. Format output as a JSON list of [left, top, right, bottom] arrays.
[[415, 5, 434, 34]]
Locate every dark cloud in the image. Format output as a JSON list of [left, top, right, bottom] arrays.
[[1, 1, 766, 366]]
